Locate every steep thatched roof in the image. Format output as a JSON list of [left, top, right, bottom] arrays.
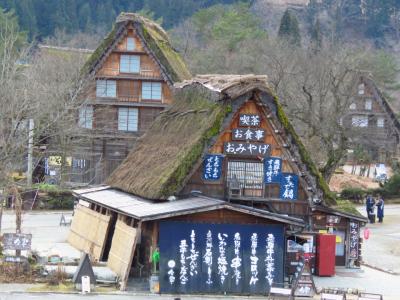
[[82, 12, 191, 83], [107, 74, 334, 204]]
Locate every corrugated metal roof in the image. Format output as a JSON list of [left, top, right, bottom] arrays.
[[73, 187, 305, 226]]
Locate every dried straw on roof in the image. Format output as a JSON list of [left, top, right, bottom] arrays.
[[107, 74, 335, 204], [83, 12, 191, 83]]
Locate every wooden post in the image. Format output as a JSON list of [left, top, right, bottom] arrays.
[[13, 186, 22, 257]]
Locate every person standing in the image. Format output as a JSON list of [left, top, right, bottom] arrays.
[[376, 195, 384, 223], [366, 195, 375, 223]]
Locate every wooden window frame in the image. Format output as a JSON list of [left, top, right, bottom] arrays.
[[118, 107, 138, 132], [142, 82, 162, 101], [120, 55, 140, 73]]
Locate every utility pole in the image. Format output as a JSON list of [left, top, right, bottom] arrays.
[[27, 119, 34, 186]]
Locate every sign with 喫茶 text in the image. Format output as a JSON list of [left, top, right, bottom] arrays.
[[203, 155, 224, 181], [224, 142, 270, 156], [279, 173, 298, 200], [232, 128, 265, 142], [348, 222, 359, 259], [264, 157, 282, 184], [2, 233, 32, 250], [239, 114, 261, 127], [159, 221, 284, 294]]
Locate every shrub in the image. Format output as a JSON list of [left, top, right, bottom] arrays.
[[340, 187, 365, 200]]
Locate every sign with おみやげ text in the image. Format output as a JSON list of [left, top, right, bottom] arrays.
[[203, 155, 224, 181], [348, 222, 359, 259], [264, 157, 282, 184], [239, 114, 261, 127], [224, 142, 270, 157], [279, 173, 298, 200], [159, 221, 284, 294]]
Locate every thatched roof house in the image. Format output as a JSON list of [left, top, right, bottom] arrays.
[[83, 12, 191, 84], [107, 74, 334, 206]]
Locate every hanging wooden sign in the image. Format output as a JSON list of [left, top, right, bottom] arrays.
[[349, 222, 360, 259], [232, 128, 265, 142], [279, 173, 298, 200], [239, 114, 261, 127], [264, 157, 282, 184], [203, 154, 224, 181], [224, 142, 270, 156]]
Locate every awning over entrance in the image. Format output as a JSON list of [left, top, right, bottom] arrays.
[[73, 186, 305, 226]]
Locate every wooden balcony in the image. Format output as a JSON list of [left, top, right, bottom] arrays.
[[96, 65, 163, 80]]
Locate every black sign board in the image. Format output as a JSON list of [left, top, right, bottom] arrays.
[[239, 114, 261, 127], [2, 233, 32, 251], [224, 142, 270, 156], [232, 128, 265, 142], [349, 222, 359, 259], [159, 221, 284, 295]]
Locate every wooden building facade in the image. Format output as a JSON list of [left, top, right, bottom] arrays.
[[342, 75, 400, 163], [70, 75, 367, 294], [67, 12, 191, 185]]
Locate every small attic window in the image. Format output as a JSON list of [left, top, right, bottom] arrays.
[[126, 37, 135, 51], [365, 99, 372, 110], [349, 103, 356, 110], [358, 83, 365, 95]]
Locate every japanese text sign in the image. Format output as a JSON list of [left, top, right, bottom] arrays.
[[2, 233, 32, 250], [279, 173, 298, 200], [232, 128, 265, 142], [239, 114, 261, 127], [159, 221, 284, 294], [203, 155, 224, 181], [348, 222, 359, 259], [264, 157, 282, 184], [224, 142, 270, 156]]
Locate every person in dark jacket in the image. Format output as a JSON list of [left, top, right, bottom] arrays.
[[366, 195, 375, 223], [376, 195, 384, 223]]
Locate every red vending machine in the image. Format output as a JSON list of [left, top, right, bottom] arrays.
[[316, 234, 336, 276]]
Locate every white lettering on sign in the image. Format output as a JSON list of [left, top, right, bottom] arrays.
[[167, 260, 176, 285], [217, 233, 229, 284], [249, 233, 259, 285], [203, 230, 213, 285], [179, 240, 188, 285], [239, 114, 261, 127], [189, 230, 199, 276], [224, 142, 270, 156], [230, 232, 242, 285], [265, 234, 275, 286]]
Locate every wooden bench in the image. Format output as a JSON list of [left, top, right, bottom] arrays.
[[321, 293, 346, 300], [358, 293, 383, 300], [268, 287, 293, 300]]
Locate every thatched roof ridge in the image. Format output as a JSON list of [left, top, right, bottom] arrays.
[[82, 12, 191, 83], [176, 74, 270, 99], [107, 74, 334, 204]]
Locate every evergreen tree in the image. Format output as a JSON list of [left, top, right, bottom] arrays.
[[278, 9, 301, 47]]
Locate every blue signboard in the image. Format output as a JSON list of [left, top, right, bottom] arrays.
[[264, 157, 282, 184], [203, 155, 223, 180], [279, 173, 298, 200], [159, 221, 284, 294]]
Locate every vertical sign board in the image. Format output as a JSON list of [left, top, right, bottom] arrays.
[[279, 173, 298, 200], [159, 221, 284, 294], [348, 222, 359, 259], [264, 157, 282, 184], [203, 155, 224, 180]]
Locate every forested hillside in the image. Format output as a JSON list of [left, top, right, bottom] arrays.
[[0, 0, 241, 39]]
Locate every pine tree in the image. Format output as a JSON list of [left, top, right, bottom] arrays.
[[278, 9, 301, 47]]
